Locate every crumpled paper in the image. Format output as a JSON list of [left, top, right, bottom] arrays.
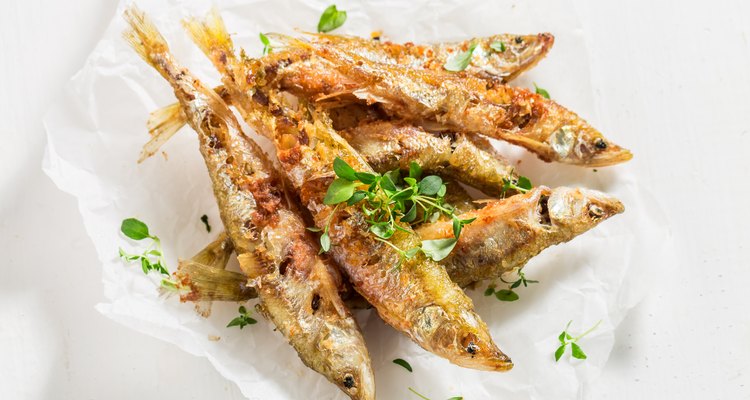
[[42, 0, 671, 398]]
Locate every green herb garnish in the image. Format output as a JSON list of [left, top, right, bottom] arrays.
[[501, 175, 533, 196], [393, 358, 413, 372], [316, 158, 474, 263], [227, 305, 258, 329], [555, 320, 601, 362], [485, 270, 538, 302], [317, 5, 347, 33], [408, 387, 462, 400], [534, 82, 551, 99], [259, 32, 272, 55], [490, 41, 506, 52], [118, 218, 176, 289], [200, 214, 211, 232], [444, 43, 477, 72]]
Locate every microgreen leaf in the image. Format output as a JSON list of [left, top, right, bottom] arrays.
[[393, 358, 413, 372], [317, 5, 347, 33], [347, 190, 367, 206], [570, 343, 587, 359], [495, 289, 519, 302], [121, 218, 150, 240], [355, 172, 379, 184], [408, 161, 422, 179], [534, 82, 551, 99], [420, 238, 457, 261], [401, 203, 417, 222], [306, 227, 322, 232], [319, 232, 331, 253], [404, 247, 420, 259], [554, 320, 600, 363], [324, 178, 357, 205], [380, 173, 398, 192], [437, 184, 447, 197], [554, 345, 566, 362], [418, 175, 443, 195], [484, 287, 495, 296], [333, 157, 357, 181], [516, 176, 532, 191], [370, 223, 395, 239], [444, 43, 477, 72], [259, 32, 272, 55], [490, 41, 506, 52], [227, 305, 257, 329]]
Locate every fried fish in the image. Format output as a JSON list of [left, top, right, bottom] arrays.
[[124, 8, 373, 398]]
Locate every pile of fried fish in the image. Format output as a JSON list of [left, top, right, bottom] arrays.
[[123, 5, 631, 399]]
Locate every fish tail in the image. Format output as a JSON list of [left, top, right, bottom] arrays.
[[122, 5, 173, 79], [182, 8, 237, 77]]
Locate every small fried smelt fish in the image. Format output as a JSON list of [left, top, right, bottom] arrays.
[[174, 233, 256, 316], [287, 38, 632, 167], [340, 120, 519, 197], [123, 8, 373, 399], [417, 186, 625, 286], [183, 9, 512, 372], [309, 32, 554, 82]]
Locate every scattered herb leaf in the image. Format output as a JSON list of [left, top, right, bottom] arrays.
[[554, 320, 601, 362], [317, 5, 347, 33], [488, 270, 539, 302], [227, 305, 258, 329], [495, 289, 519, 302], [393, 358, 413, 372], [200, 214, 211, 232], [490, 41, 506, 52], [259, 32, 272, 55], [444, 43, 477, 72], [501, 174, 533, 196], [121, 218, 150, 240], [534, 82, 551, 99]]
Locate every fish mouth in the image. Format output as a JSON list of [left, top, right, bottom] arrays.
[[414, 305, 514, 372], [584, 146, 633, 167]]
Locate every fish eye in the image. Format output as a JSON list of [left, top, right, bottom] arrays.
[[343, 374, 355, 389], [594, 138, 608, 150], [588, 204, 604, 218]]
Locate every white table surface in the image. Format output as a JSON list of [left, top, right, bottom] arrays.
[[1, 1, 748, 399]]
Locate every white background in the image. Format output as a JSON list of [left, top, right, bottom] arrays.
[[1, 1, 748, 399]]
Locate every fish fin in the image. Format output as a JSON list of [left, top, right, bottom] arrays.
[[138, 102, 186, 163]]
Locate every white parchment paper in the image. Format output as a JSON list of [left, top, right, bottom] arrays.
[[42, 0, 672, 398]]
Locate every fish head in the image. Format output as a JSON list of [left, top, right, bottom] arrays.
[[413, 304, 513, 372], [542, 186, 625, 233], [549, 123, 633, 167], [322, 326, 376, 400]]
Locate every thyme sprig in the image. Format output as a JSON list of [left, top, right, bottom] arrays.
[[118, 218, 177, 290]]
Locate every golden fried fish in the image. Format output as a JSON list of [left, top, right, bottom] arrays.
[[418, 186, 625, 286], [124, 8, 373, 399]]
